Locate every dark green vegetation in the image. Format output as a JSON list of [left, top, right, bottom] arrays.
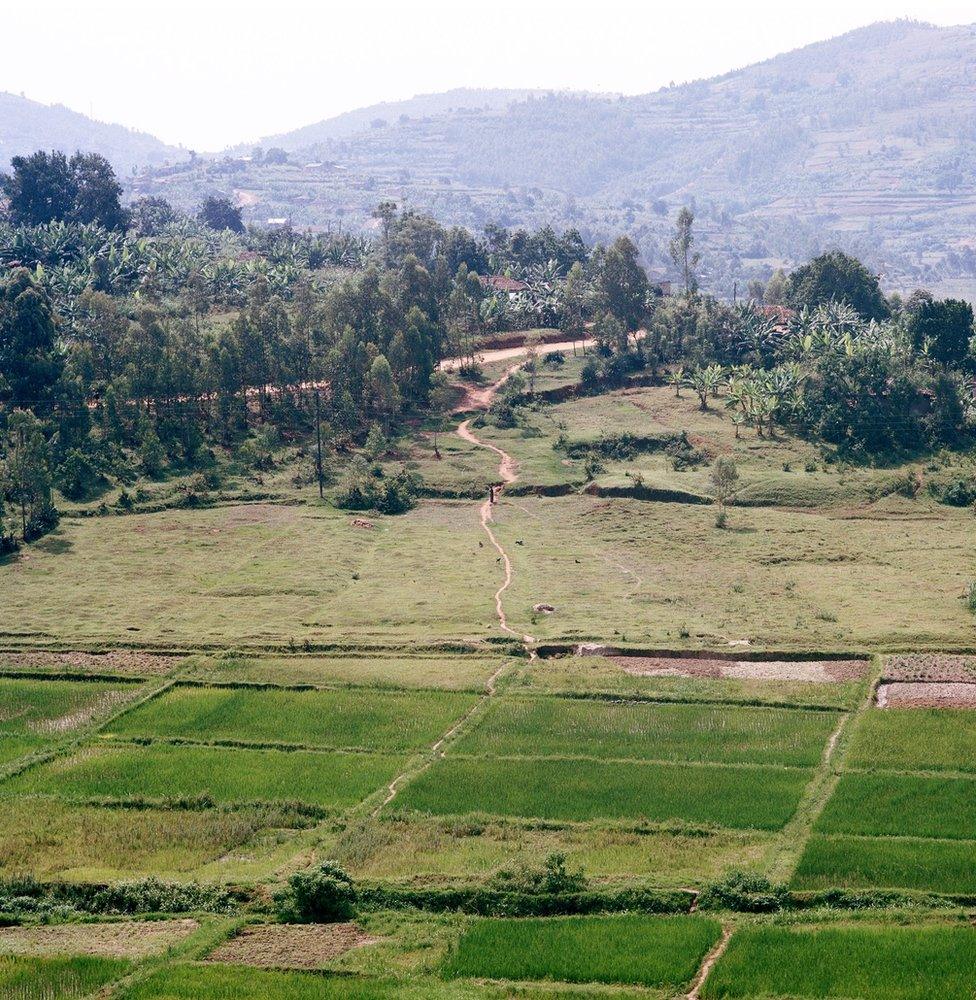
[[444, 913, 721, 987], [702, 923, 976, 999]]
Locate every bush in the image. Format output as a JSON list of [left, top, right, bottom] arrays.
[[697, 871, 788, 913], [488, 853, 587, 896], [333, 462, 421, 514], [274, 861, 356, 922]]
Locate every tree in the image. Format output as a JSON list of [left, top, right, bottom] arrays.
[[197, 196, 245, 233], [367, 355, 400, 433], [0, 150, 126, 229], [597, 236, 648, 334], [560, 261, 587, 355], [0, 268, 63, 410], [1, 410, 58, 542], [129, 196, 178, 236], [69, 152, 127, 230], [787, 251, 889, 322], [709, 455, 739, 528], [669, 208, 701, 296], [0, 151, 75, 225], [764, 269, 789, 306], [907, 298, 974, 368], [427, 371, 454, 458]]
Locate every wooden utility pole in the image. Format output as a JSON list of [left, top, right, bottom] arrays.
[[314, 389, 324, 499]]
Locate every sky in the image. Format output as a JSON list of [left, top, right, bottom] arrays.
[[2, 1, 974, 151]]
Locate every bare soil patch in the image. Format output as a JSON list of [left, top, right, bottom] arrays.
[[0, 919, 198, 959], [612, 655, 867, 683], [0, 650, 181, 677], [206, 923, 379, 969], [877, 681, 976, 709], [883, 653, 976, 684]]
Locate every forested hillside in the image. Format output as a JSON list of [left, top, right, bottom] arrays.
[[128, 20, 976, 299]]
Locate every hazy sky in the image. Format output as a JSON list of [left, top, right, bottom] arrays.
[[2, 1, 973, 150]]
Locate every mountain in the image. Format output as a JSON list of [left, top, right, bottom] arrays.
[[121, 20, 976, 298], [0, 92, 187, 175], [227, 88, 545, 155]]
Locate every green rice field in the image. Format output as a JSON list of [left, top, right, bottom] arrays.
[[791, 834, 976, 894], [454, 696, 840, 766], [702, 923, 976, 999], [847, 708, 976, 773], [0, 677, 131, 736], [0, 955, 129, 999], [393, 756, 812, 828], [109, 684, 475, 751], [444, 914, 721, 987], [5, 743, 401, 809]]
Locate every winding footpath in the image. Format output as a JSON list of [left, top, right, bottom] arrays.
[[455, 366, 535, 645]]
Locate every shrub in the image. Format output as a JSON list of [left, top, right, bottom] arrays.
[[333, 462, 421, 514], [488, 853, 587, 896], [697, 871, 788, 913], [274, 861, 356, 922]]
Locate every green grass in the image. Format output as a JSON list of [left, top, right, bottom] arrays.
[[0, 735, 45, 768], [455, 696, 839, 766], [109, 685, 475, 751], [5, 743, 401, 810], [393, 757, 812, 829], [518, 657, 864, 710], [119, 963, 635, 999], [491, 493, 976, 650], [702, 923, 976, 999], [181, 654, 504, 692], [0, 955, 129, 999], [0, 796, 310, 881], [444, 914, 721, 987], [791, 834, 976, 894], [0, 501, 499, 646], [817, 771, 976, 840], [847, 708, 976, 773], [0, 677, 129, 736]]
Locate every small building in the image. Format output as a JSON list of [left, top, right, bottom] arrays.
[[479, 274, 529, 297]]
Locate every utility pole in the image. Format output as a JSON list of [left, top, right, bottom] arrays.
[[314, 388, 324, 499], [733, 280, 738, 306]]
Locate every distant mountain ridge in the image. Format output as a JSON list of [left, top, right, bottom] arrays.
[[0, 92, 187, 174]]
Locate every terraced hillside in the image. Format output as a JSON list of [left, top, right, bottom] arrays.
[[131, 20, 976, 298]]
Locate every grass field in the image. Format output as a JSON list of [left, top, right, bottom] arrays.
[[444, 914, 721, 987], [791, 834, 976, 894], [454, 696, 839, 766], [702, 923, 976, 999], [393, 757, 812, 828], [0, 736, 45, 769], [109, 685, 475, 751], [816, 771, 976, 840], [5, 743, 401, 809], [0, 955, 129, 999], [847, 708, 976, 773], [517, 657, 865, 709]]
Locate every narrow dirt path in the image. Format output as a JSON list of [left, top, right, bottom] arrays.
[[686, 924, 733, 999], [455, 366, 534, 645]]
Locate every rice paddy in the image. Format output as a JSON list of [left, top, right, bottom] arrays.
[[846, 707, 976, 773], [454, 696, 840, 766], [109, 684, 476, 751], [444, 914, 722, 987], [392, 756, 812, 828], [702, 923, 976, 999], [0, 955, 130, 1000]]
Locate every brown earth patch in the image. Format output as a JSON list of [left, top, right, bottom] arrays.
[[0, 650, 181, 677], [206, 923, 379, 969], [883, 653, 976, 684], [0, 919, 198, 959], [611, 655, 867, 683], [877, 681, 976, 709]]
